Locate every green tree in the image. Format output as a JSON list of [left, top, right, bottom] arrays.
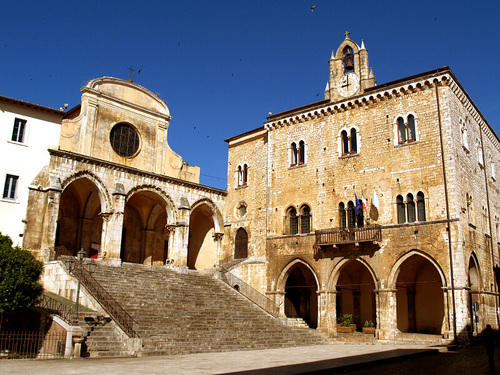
[[0, 233, 43, 322]]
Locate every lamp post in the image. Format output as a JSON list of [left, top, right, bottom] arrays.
[[69, 248, 96, 325]]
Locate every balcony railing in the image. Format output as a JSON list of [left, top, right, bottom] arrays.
[[315, 225, 382, 247]]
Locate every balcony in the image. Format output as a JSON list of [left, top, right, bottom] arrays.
[[314, 225, 382, 247]]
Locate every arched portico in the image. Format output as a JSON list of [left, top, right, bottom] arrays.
[[276, 259, 319, 328], [330, 258, 377, 330], [389, 251, 446, 335], [121, 188, 173, 265], [187, 199, 223, 270], [55, 176, 104, 257]]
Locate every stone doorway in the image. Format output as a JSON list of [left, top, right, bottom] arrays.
[[284, 263, 318, 328], [468, 254, 481, 335], [395, 254, 444, 335], [55, 178, 102, 257], [121, 190, 168, 265], [335, 259, 376, 330]]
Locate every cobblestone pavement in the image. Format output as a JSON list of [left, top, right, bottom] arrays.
[[0, 343, 496, 375]]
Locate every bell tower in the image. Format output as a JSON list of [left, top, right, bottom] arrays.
[[325, 31, 376, 102]]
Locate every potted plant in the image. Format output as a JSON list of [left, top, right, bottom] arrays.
[[337, 314, 356, 333], [362, 320, 375, 334]]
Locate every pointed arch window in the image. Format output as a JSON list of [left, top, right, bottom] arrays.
[[397, 195, 405, 224], [476, 139, 484, 165], [234, 228, 248, 259], [490, 154, 496, 180], [417, 192, 426, 221], [291, 143, 298, 166], [299, 140, 305, 164], [300, 205, 311, 234], [339, 202, 346, 228], [347, 201, 356, 227], [237, 164, 248, 187], [460, 118, 469, 150], [407, 193, 416, 223], [288, 207, 298, 235]]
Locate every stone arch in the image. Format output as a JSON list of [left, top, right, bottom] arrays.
[[56, 174, 106, 257], [276, 258, 319, 328], [388, 250, 446, 335], [60, 171, 111, 211], [121, 186, 173, 265], [190, 197, 224, 232], [187, 198, 223, 270], [329, 257, 378, 330]]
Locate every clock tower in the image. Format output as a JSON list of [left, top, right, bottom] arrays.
[[325, 32, 376, 102]]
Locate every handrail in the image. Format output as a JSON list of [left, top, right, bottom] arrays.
[[60, 256, 138, 338], [35, 293, 75, 325], [220, 270, 280, 318]]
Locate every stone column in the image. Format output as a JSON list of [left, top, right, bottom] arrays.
[[101, 192, 126, 264], [213, 232, 224, 264], [317, 290, 336, 333], [41, 189, 62, 250], [163, 224, 177, 264], [376, 288, 398, 340]]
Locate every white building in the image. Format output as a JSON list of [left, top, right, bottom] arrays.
[[0, 95, 63, 246]]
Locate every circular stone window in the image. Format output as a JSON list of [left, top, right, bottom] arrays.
[[110, 123, 140, 157]]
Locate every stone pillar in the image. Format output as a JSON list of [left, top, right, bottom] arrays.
[[172, 199, 191, 267], [318, 290, 337, 335], [213, 232, 224, 264], [377, 288, 398, 340], [101, 193, 126, 263], [41, 189, 62, 250]]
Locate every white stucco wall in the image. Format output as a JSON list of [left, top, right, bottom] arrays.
[[0, 99, 62, 246]]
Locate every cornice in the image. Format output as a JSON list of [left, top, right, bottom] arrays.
[[264, 69, 452, 130], [49, 149, 227, 197]]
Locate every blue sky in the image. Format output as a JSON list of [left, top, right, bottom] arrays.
[[1, 1, 499, 189]]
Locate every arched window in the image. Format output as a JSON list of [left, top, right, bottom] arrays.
[[397, 195, 405, 224], [291, 143, 298, 166], [242, 164, 248, 186], [299, 140, 305, 164], [397, 115, 417, 144], [407, 193, 416, 223], [234, 228, 248, 259], [357, 205, 364, 227], [476, 139, 484, 165], [350, 128, 357, 153], [466, 193, 473, 225], [347, 201, 356, 227], [490, 154, 496, 180], [417, 192, 426, 221], [397, 117, 406, 144], [339, 202, 346, 228], [460, 118, 469, 149], [288, 207, 298, 234], [237, 165, 243, 186], [300, 205, 311, 233], [342, 131, 349, 155]]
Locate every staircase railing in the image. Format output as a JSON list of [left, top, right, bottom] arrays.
[[220, 270, 280, 318], [35, 293, 75, 325], [59, 256, 138, 338]]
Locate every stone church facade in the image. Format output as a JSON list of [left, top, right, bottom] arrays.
[[222, 35, 500, 342], [23, 77, 226, 270], [20, 35, 500, 344]]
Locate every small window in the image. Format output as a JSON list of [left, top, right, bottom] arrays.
[[397, 195, 405, 224], [234, 228, 248, 259], [300, 205, 311, 234], [299, 141, 305, 165], [460, 118, 469, 149], [417, 192, 426, 221], [397, 117, 406, 144], [288, 207, 298, 235], [3, 174, 19, 200], [407, 193, 416, 223], [342, 131, 349, 154], [341, 128, 358, 155], [291, 143, 298, 166], [476, 139, 484, 165], [350, 128, 357, 153], [237, 166, 243, 186], [339, 202, 346, 228], [11, 118, 27, 143], [490, 155, 496, 180], [397, 115, 417, 144], [407, 115, 416, 142], [347, 201, 356, 227]]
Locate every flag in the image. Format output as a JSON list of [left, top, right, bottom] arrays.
[[355, 193, 361, 215], [371, 189, 380, 210], [361, 191, 367, 211], [370, 189, 380, 221]]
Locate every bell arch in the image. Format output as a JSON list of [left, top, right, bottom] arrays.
[[329, 258, 377, 330], [388, 250, 446, 335], [121, 187, 173, 265], [277, 259, 319, 328], [56, 176, 105, 257], [187, 198, 223, 270]]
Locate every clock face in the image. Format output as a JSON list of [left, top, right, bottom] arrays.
[[337, 73, 360, 97]]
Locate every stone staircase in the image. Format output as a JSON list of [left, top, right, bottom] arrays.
[[85, 262, 329, 356]]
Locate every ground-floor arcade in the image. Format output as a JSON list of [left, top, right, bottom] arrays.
[[23, 151, 226, 270]]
